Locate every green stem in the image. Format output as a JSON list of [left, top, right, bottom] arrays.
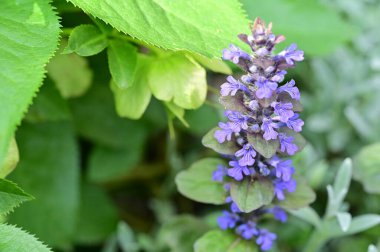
[[303, 231, 327, 252]]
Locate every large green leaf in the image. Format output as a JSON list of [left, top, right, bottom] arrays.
[[247, 133, 279, 159], [230, 178, 274, 213], [0, 0, 60, 166], [353, 143, 380, 194], [148, 53, 207, 109], [74, 183, 118, 244], [0, 179, 33, 215], [67, 0, 249, 57], [194, 230, 258, 252], [242, 0, 356, 55], [9, 122, 80, 249], [175, 158, 226, 205], [0, 224, 51, 252]]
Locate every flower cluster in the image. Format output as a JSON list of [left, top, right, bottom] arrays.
[[212, 18, 304, 251]]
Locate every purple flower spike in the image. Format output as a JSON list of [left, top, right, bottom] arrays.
[[273, 158, 294, 182], [212, 165, 227, 182], [261, 118, 279, 140], [272, 102, 294, 122], [279, 133, 298, 155], [230, 201, 241, 213], [286, 113, 304, 132], [274, 179, 297, 201], [236, 221, 259, 240], [256, 229, 277, 251], [227, 160, 250, 181], [276, 43, 304, 65], [222, 44, 251, 64], [272, 207, 287, 223], [255, 79, 278, 99], [235, 144, 256, 166], [214, 122, 233, 143], [217, 211, 239, 230], [270, 70, 287, 82], [225, 110, 249, 133], [221, 76, 248, 96], [277, 79, 300, 100]]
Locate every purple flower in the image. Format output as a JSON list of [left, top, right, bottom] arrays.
[[256, 229, 277, 251], [227, 160, 250, 181], [258, 161, 271, 176], [277, 79, 300, 100], [272, 207, 287, 223], [255, 78, 278, 99], [270, 157, 294, 181], [272, 102, 294, 122], [214, 122, 233, 143], [230, 201, 241, 213], [261, 118, 279, 140], [212, 165, 227, 182], [270, 70, 287, 82], [236, 221, 259, 240], [286, 113, 304, 132], [225, 110, 249, 133], [222, 44, 251, 64], [274, 179, 297, 201], [279, 133, 298, 155], [249, 100, 259, 110], [235, 144, 256, 166], [276, 43, 304, 65], [221, 76, 248, 96], [217, 211, 239, 230]]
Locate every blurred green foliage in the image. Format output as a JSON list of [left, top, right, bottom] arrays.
[[0, 0, 380, 251]]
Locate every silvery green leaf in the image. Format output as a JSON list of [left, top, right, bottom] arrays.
[[117, 222, 139, 252], [336, 212, 352, 232], [368, 245, 378, 252], [288, 207, 321, 228]]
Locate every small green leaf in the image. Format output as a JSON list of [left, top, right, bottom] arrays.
[[0, 178, 33, 215], [247, 133, 279, 159], [0, 138, 19, 178], [107, 40, 138, 89], [202, 127, 239, 155], [289, 207, 321, 228], [353, 143, 380, 194], [118, 222, 139, 252], [230, 178, 274, 213], [219, 93, 250, 114], [0, 224, 51, 252], [47, 41, 93, 98], [111, 56, 152, 119], [64, 24, 108, 56], [194, 230, 258, 252], [336, 212, 352, 232], [191, 54, 231, 74], [175, 158, 226, 205], [277, 175, 316, 210], [67, 0, 249, 57], [148, 54, 207, 109], [158, 215, 209, 252]]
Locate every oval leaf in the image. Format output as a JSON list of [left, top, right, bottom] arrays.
[[202, 127, 239, 155], [64, 24, 108, 56], [247, 133, 279, 159], [175, 158, 226, 205], [194, 230, 258, 252], [230, 178, 274, 213], [148, 54, 207, 109], [107, 40, 138, 89]]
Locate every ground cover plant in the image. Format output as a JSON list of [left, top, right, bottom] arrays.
[[0, 0, 379, 251]]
